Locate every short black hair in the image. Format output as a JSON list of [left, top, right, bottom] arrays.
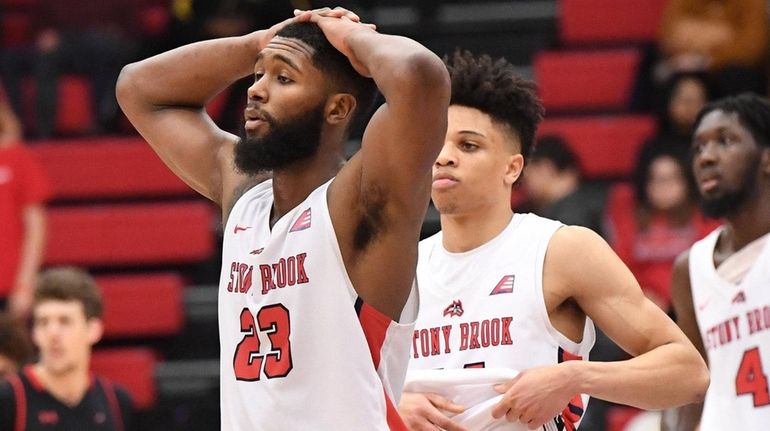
[[530, 135, 580, 173], [695, 92, 770, 148], [276, 22, 377, 127], [445, 50, 544, 160]]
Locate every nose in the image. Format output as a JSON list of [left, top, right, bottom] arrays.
[[247, 77, 267, 103], [435, 142, 457, 167], [694, 140, 719, 170]]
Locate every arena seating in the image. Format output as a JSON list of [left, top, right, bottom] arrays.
[[559, 0, 669, 45], [534, 49, 642, 112], [31, 137, 195, 200], [537, 115, 656, 179]]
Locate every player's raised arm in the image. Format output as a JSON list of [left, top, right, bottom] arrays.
[[116, 14, 312, 208]]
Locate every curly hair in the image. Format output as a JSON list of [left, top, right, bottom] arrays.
[[445, 50, 544, 160], [695, 92, 770, 148]]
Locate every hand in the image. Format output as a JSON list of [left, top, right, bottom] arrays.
[[255, 10, 315, 51], [491, 364, 578, 430], [8, 283, 34, 319], [300, 8, 378, 77], [399, 391, 468, 431]]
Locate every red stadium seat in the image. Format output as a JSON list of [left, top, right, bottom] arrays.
[[559, 0, 668, 45], [91, 347, 158, 410], [55, 75, 95, 135], [537, 115, 656, 179], [45, 201, 216, 266], [535, 49, 641, 111], [97, 273, 185, 339], [21, 75, 94, 136], [31, 137, 195, 200], [1, 12, 34, 47]]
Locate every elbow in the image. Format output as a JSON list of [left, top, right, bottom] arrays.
[[398, 51, 451, 103], [690, 361, 710, 404], [115, 62, 141, 110]]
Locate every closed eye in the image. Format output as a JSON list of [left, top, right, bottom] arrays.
[[277, 75, 293, 84]]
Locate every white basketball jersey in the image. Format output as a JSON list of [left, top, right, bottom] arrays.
[[218, 179, 416, 430], [690, 227, 770, 430], [409, 213, 595, 430]]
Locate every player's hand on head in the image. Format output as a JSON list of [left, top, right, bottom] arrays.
[[399, 391, 468, 431], [299, 9, 377, 77], [294, 6, 362, 23], [491, 365, 577, 430], [257, 11, 314, 51]]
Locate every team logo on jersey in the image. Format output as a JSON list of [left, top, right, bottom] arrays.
[[732, 291, 746, 304], [490, 275, 515, 295], [443, 300, 464, 317], [290, 208, 312, 232], [234, 225, 251, 234]]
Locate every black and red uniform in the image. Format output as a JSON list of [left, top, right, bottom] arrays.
[[0, 365, 133, 431]]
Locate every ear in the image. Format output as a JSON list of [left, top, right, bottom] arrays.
[[325, 93, 357, 125], [504, 154, 525, 186], [86, 318, 104, 346]]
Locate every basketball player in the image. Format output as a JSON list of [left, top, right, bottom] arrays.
[[0, 267, 134, 430], [116, 8, 449, 430], [663, 93, 770, 431], [398, 51, 709, 431]]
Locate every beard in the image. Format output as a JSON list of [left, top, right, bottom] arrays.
[[700, 158, 759, 218], [234, 102, 325, 175]]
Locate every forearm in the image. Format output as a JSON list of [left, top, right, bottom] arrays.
[[570, 342, 708, 409], [15, 206, 46, 290], [661, 402, 703, 431], [346, 30, 448, 102], [117, 32, 265, 109]]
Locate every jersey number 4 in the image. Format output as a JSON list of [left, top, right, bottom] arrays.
[[736, 347, 770, 407], [233, 305, 293, 381]]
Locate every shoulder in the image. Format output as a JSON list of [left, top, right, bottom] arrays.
[[0, 377, 15, 400], [0, 377, 19, 428]]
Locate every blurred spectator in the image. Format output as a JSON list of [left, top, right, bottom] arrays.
[[0, 0, 140, 138], [605, 147, 719, 310], [0, 312, 33, 378], [651, 71, 711, 151], [522, 135, 607, 236], [0, 83, 50, 317], [0, 267, 134, 430], [658, 0, 768, 97]]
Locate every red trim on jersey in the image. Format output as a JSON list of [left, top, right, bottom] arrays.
[[99, 377, 124, 431], [356, 300, 409, 430], [384, 388, 408, 431], [357, 301, 391, 368], [8, 374, 26, 431], [22, 365, 44, 392]]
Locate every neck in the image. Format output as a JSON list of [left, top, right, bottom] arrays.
[[724, 189, 770, 250], [440, 204, 513, 252], [270, 145, 345, 226], [34, 361, 90, 407]]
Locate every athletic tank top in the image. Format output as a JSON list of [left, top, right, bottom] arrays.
[[690, 227, 770, 430], [408, 213, 595, 430], [218, 179, 416, 430]]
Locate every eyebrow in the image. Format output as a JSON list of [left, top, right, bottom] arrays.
[[458, 130, 487, 138], [255, 52, 301, 72]]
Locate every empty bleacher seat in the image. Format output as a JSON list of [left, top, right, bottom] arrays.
[[45, 201, 215, 266], [1, 12, 34, 47], [534, 49, 641, 112], [97, 273, 185, 339], [91, 347, 158, 410], [559, 0, 668, 45], [32, 137, 195, 200], [21, 75, 94, 136], [537, 115, 656, 179]]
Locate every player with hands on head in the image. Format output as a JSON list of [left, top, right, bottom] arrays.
[[117, 6, 449, 430]]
